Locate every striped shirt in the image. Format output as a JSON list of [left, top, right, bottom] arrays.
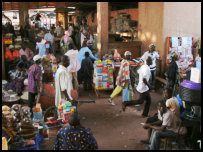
[[140, 51, 160, 71], [28, 64, 42, 93]]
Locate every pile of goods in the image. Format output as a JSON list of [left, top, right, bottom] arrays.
[[93, 60, 114, 90], [32, 103, 44, 127], [41, 55, 56, 83], [2, 105, 36, 149]]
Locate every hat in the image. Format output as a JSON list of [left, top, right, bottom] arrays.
[[124, 51, 132, 56], [9, 45, 14, 49], [33, 55, 41, 62], [149, 44, 156, 48]]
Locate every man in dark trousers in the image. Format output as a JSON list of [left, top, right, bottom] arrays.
[[122, 56, 153, 117]]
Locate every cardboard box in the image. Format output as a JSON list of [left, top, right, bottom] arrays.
[[190, 67, 201, 83]]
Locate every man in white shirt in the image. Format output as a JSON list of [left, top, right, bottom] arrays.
[[140, 44, 160, 89], [145, 100, 187, 150], [44, 29, 55, 54], [122, 56, 153, 117], [55, 55, 72, 107]]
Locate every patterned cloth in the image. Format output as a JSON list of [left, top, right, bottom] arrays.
[[116, 59, 130, 87], [7, 78, 24, 94], [28, 64, 42, 93], [54, 126, 98, 150], [19, 48, 34, 61]]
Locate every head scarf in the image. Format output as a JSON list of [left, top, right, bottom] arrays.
[[124, 51, 132, 57], [64, 31, 69, 44], [33, 55, 41, 62]]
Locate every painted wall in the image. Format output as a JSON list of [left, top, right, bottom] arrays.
[[138, 2, 201, 75], [163, 2, 201, 70], [138, 2, 164, 60]]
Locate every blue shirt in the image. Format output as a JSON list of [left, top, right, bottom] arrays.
[[36, 39, 50, 57], [77, 47, 98, 65], [54, 126, 98, 150]]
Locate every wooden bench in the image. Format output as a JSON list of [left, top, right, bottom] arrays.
[[156, 77, 166, 84], [155, 76, 166, 89]]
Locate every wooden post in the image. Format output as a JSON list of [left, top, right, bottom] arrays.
[[97, 2, 109, 58], [2, 37, 5, 80]]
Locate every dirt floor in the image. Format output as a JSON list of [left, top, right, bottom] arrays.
[[40, 87, 164, 150]]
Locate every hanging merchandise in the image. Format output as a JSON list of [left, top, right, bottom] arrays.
[[93, 60, 114, 90]]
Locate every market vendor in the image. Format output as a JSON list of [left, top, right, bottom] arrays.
[[54, 112, 98, 150], [55, 55, 73, 107], [7, 62, 27, 96], [107, 51, 132, 106], [28, 55, 42, 112], [19, 43, 34, 62], [36, 33, 50, 57], [140, 44, 160, 90], [60, 30, 74, 54]]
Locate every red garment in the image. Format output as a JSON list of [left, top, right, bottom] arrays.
[[5, 50, 20, 60]]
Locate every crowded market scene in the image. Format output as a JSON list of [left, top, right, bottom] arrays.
[[2, 2, 201, 150]]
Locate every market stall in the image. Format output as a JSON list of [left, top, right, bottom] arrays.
[[93, 58, 139, 97]]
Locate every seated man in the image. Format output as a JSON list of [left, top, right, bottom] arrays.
[[7, 62, 28, 96], [145, 100, 187, 150], [54, 112, 98, 150], [140, 88, 173, 144]]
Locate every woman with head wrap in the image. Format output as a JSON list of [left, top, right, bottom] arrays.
[[108, 51, 132, 106], [60, 30, 74, 54], [7, 62, 28, 96], [54, 112, 98, 150]]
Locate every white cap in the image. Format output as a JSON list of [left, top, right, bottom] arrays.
[[124, 51, 132, 56], [9, 45, 14, 49], [33, 55, 41, 62]]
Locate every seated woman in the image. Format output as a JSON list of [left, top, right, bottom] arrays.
[[7, 62, 28, 96], [16, 55, 30, 69]]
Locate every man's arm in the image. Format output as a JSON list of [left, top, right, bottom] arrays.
[[150, 120, 162, 126], [145, 123, 167, 131]]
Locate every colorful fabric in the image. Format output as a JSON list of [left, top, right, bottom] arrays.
[[54, 126, 98, 150], [110, 85, 123, 99], [64, 31, 70, 44], [7, 78, 24, 93], [19, 48, 34, 61], [116, 59, 130, 87], [28, 64, 42, 93], [8, 69, 27, 80], [5, 50, 20, 60], [122, 85, 134, 102]]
